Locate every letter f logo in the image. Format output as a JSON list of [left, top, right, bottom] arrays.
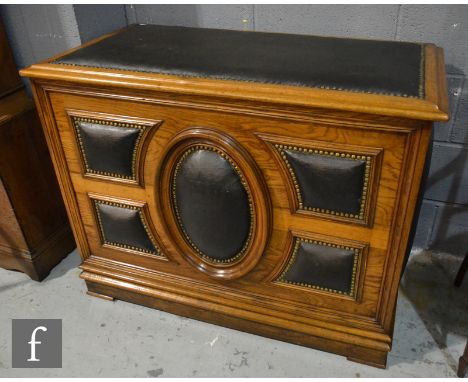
[[27, 326, 47, 362]]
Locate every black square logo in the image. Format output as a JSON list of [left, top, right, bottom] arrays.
[[12, 319, 62, 368]]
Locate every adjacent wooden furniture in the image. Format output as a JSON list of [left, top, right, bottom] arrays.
[[0, 22, 75, 281], [0, 89, 76, 280], [454, 252, 468, 377], [0, 22, 22, 98], [458, 342, 468, 378], [454, 252, 468, 288], [21, 24, 449, 367]]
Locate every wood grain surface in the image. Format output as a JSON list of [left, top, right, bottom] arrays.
[[20, 27, 449, 366]]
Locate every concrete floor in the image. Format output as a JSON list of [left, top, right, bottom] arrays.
[[0, 248, 467, 377]]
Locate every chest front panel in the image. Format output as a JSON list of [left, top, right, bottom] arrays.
[[48, 89, 412, 325]]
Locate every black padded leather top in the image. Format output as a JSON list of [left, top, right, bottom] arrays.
[[55, 24, 424, 98]]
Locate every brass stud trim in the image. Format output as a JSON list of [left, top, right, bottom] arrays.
[[55, 43, 425, 99], [274, 143, 372, 221], [276, 236, 360, 297], [419, 45, 426, 99], [93, 199, 161, 256], [172, 144, 254, 264], [72, 116, 146, 181]]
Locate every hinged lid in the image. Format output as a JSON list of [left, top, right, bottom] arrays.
[[21, 24, 449, 122]]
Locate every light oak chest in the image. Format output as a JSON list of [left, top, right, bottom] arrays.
[[21, 24, 448, 367]]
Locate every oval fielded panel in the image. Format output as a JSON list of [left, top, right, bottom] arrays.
[[173, 146, 252, 263], [158, 128, 271, 280]]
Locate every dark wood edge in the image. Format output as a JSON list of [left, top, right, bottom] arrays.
[[0, 83, 24, 99], [0, 225, 75, 281], [0, 89, 35, 126]]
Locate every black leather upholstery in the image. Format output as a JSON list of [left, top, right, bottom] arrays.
[[56, 24, 424, 98], [174, 149, 251, 262], [282, 240, 355, 294], [283, 149, 366, 215], [96, 201, 157, 254], [76, 120, 140, 178]]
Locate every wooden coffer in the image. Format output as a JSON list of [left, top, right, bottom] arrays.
[[21, 25, 449, 368]]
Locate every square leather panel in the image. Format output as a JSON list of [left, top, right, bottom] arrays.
[[280, 240, 356, 294], [283, 149, 366, 216], [95, 201, 157, 254], [76, 120, 141, 178], [55, 24, 424, 98]]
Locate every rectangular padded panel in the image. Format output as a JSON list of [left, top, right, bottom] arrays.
[[282, 148, 367, 216], [74, 118, 143, 179], [94, 200, 158, 255], [278, 239, 357, 295]]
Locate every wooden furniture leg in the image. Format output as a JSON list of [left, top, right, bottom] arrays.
[[458, 341, 468, 378], [455, 252, 468, 377], [454, 252, 468, 287]]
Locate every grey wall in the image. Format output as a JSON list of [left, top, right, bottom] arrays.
[[1, 4, 467, 255], [0, 5, 127, 84]]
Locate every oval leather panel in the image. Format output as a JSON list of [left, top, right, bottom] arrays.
[[173, 148, 251, 263]]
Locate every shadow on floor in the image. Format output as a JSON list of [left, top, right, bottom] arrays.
[[43, 249, 82, 282], [397, 250, 468, 372], [0, 279, 30, 294]]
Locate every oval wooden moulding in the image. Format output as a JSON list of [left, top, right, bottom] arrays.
[[157, 127, 271, 280]]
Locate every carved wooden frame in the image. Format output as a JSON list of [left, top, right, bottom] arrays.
[[171, 144, 254, 265], [88, 192, 166, 261], [67, 109, 161, 187], [257, 133, 383, 226], [157, 127, 271, 280]]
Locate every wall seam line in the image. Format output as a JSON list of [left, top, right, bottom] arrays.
[[449, 75, 465, 143], [393, 4, 402, 40], [252, 4, 256, 30]]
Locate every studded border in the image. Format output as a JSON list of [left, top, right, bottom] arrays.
[[172, 144, 254, 264], [276, 237, 360, 297], [93, 199, 161, 256], [72, 116, 146, 181], [274, 143, 372, 221], [54, 43, 425, 99]]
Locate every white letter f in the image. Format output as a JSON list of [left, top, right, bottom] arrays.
[[27, 326, 47, 362]]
